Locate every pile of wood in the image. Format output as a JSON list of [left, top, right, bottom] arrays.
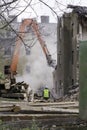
[[0, 81, 29, 100], [27, 101, 79, 114], [0, 104, 20, 112], [0, 100, 79, 114]]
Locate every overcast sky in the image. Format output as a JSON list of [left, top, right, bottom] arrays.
[[10, 0, 87, 22]]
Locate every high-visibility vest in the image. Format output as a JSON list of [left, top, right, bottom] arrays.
[[43, 89, 49, 98]]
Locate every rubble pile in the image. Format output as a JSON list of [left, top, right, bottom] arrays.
[[62, 85, 79, 102], [0, 81, 29, 100]]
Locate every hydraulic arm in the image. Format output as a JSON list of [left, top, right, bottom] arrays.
[[10, 19, 56, 78]]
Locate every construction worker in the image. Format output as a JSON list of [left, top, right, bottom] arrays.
[[43, 87, 50, 100]]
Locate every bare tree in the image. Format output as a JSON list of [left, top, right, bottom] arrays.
[[0, 0, 82, 44]]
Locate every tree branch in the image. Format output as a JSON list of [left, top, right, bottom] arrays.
[[0, 0, 33, 29], [0, 0, 18, 8]]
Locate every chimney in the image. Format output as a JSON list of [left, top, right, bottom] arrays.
[[41, 16, 49, 23], [8, 15, 17, 23]]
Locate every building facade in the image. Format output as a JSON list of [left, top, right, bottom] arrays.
[[53, 5, 87, 98]]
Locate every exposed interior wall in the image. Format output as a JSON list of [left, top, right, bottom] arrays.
[[54, 12, 80, 97]]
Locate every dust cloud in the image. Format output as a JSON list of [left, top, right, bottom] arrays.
[[16, 23, 57, 92], [16, 42, 54, 92]]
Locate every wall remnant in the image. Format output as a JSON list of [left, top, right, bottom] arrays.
[[53, 5, 87, 101]]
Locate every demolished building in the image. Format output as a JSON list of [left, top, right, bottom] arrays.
[[53, 5, 87, 99]]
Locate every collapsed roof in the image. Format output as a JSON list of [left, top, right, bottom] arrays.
[[67, 5, 87, 17]]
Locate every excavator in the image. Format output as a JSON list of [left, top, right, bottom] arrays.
[[0, 18, 56, 100], [10, 18, 56, 83]]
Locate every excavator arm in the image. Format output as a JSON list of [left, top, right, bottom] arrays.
[[31, 20, 56, 68], [10, 19, 56, 78], [10, 19, 32, 75]]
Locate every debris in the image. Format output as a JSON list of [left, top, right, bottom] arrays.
[[0, 81, 32, 101], [0, 104, 20, 112]]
